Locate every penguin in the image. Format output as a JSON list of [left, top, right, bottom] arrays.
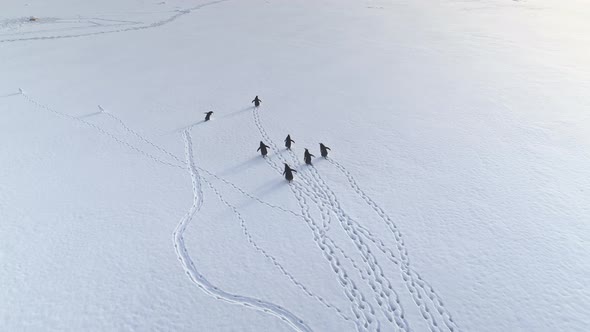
[[252, 95, 262, 107], [257, 141, 270, 157], [283, 163, 297, 182], [204, 111, 213, 121], [285, 134, 295, 150], [304, 148, 314, 165], [320, 143, 331, 158]]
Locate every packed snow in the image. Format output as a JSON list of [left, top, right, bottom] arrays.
[[1, 0, 589, 331]]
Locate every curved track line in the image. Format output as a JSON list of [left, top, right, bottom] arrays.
[[18, 89, 311, 331], [285, 142, 446, 331], [178, 130, 312, 332], [326, 158, 460, 331], [201, 176, 354, 323], [275, 113, 452, 331], [98, 105, 305, 219], [305, 164, 412, 331], [296, 179, 410, 331], [266, 153, 377, 331], [290, 177, 376, 332], [25, 96, 295, 219], [252, 107, 379, 331], [0, 0, 230, 43], [0, 18, 141, 38], [83, 107, 355, 323], [21, 89, 456, 330], [253, 106, 410, 331], [19, 90, 185, 169], [355, 225, 458, 332]]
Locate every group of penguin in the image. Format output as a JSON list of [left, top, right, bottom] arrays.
[[259, 136, 331, 182], [203, 95, 331, 182]]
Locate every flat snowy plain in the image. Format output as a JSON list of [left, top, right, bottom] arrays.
[[1, 0, 589, 331]]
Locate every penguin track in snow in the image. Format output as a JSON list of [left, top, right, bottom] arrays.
[[289, 150, 438, 331], [252, 107, 380, 331], [45, 100, 302, 219], [253, 106, 409, 331], [20, 88, 459, 331], [32, 96, 353, 324], [300, 165, 410, 331], [98, 104, 305, 219], [18, 89, 312, 332], [0, 0, 230, 43], [0, 17, 141, 39], [201, 174, 354, 323], [179, 130, 312, 332], [275, 152, 409, 331], [326, 158, 461, 331], [271, 106, 457, 331], [19, 91, 185, 170]]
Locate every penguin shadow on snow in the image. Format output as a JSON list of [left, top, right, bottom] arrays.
[[0, 92, 20, 98], [254, 177, 289, 198], [165, 105, 252, 135], [168, 120, 206, 134], [217, 154, 264, 177], [311, 156, 328, 165], [230, 177, 286, 212], [77, 111, 102, 118], [220, 106, 254, 119]]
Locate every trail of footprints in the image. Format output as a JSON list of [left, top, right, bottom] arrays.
[[18, 91, 460, 331], [179, 130, 312, 332], [253, 106, 410, 331], [0, 0, 230, 43], [329, 159, 459, 331], [253, 107, 380, 331], [20, 91, 339, 331], [200, 158, 355, 323], [252, 105, 459, 331], [99, 105, 357, 324]]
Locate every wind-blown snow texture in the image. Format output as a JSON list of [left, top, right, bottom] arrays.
[[1, 0, 589, 331]]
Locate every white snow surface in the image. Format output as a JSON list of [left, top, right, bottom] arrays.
[[1, 0, 589, 331]]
